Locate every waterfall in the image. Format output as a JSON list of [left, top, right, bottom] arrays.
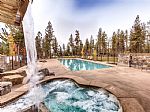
[[22, 0, 39, 85], [22, 0, 46, 109]]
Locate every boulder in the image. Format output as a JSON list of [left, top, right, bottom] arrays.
[[0, 82, 12, 96], [0, 68, 4, 73], [22, 105, 38, 112], [38, 68, 55, 76]]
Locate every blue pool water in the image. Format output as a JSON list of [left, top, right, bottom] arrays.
[[43, 80, 122, 112], [59, 59, 111, 71], [0, 80, 122, 112]]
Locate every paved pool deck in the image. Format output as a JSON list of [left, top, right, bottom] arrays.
[[1, 58, 150, 112], [40, 59, 150, 112]]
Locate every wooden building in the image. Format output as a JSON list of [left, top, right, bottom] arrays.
[[0, 0, 29, 26]]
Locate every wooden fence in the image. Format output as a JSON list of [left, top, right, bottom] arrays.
[[0, 55, 26, 72]]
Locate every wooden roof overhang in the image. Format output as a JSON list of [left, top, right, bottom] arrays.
[[0, 0, 29, 26]]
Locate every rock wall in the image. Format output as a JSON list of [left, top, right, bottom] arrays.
[[118, 53, 150, 66]]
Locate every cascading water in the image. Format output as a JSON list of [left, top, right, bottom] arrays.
[[22, 0, 39, 85], [0, 1, 46, 110], [22, 0, 46, 110]]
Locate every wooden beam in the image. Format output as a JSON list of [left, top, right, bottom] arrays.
[[19, 0, 29, 20], [0, 17, 15, 25], [0, 13, 15, 20], [0, 10, 16, 19], [0, 0, 29, 26], [0, 0, 18, 7], [0, 3, 17, 14], [0, 14, 21, 26], [0, 9, 16, 18]]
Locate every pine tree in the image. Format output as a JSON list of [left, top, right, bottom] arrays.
[[66, 43, 70, 56], [111, 32, 117, 55], [42, 34, 49, 58], [74, 30, 81, 56], [129, 15, 146, 53], [89, 35, 94, 56], [146, 21, 150, 53], [0, 28, 9, 55], [101, 31, 107, 55], [0, 41, 9, 55], [68, 34, 74, 56], [111, 31, 118, 63], [96, 28, 102, 57], [35, 31, 42, 59], [45, 21, 54, 58], [116, 29, 120, 54], [52, 37, 58, 56], [63, 44, 65, 56], [58, 45, 63, 57], [79, 40, 83, 56], [141, 23, 146, 52], [13, 27, 25, 57], [83, 38, 90, 57], [42, 38, 45, 58], [119, 30, 125, 53], [124, 30, 128, 52]]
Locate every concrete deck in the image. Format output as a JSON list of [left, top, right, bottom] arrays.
[[0, 59, 150, 112], [41, 59, 150, 112]]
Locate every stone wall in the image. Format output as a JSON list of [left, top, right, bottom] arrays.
[[118, 53, 150, 67]]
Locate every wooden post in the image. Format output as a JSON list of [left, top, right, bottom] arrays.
[[12, 55, 13, 70]]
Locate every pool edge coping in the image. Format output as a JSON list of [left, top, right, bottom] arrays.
[[57, 58, 115, 72], [0, 75, 145, 112]]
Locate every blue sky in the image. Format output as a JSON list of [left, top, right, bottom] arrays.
[[74, 0, 115, 9], [2, 0, 150, 45]]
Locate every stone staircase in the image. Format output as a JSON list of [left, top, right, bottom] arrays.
[[0, 72, 25, 96], [0, 68, 54, 97], [2, 75, 24, 86]]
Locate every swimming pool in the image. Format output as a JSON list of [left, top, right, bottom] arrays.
[[59, 59, 111, 71]]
